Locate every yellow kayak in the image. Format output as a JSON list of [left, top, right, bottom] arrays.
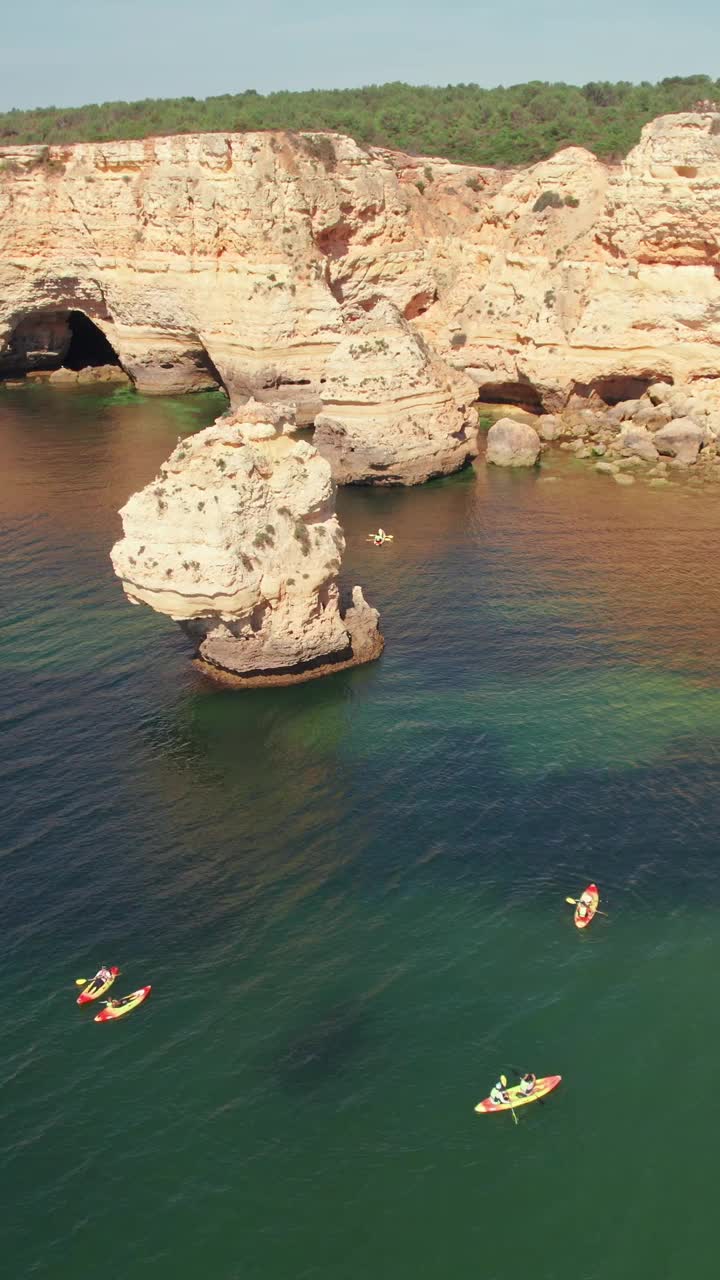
[[77, 966, 120, 1005], [94, 985, 152, 1022], [475, 1075, 562, 1113]]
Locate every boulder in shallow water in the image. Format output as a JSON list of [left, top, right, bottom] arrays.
[[619, 424, 659, 462], [486, 418, 541, 467], [653, 417, 704, 464], [537, 414, 562, 441]]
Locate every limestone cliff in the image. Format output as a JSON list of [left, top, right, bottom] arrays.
[[3, 112, 720, 470], [109, 400, 383, 685]]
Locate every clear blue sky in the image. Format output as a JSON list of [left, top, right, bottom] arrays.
[[1, 0, 718, 112]]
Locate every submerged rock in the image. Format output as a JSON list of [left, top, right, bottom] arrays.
[[486, 418, 541, 467], [110, 400, 383, 686]]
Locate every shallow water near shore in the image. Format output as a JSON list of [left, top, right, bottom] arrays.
[[3, 384, 720, 1279]]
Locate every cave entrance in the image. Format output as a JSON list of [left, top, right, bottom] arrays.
[[475, 380, 544, 414], [1, 308, 121, 378], [572, 375, 672, 406], [64, 311, 120, 370]]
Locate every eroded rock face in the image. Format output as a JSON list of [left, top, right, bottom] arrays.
[[110, 400, 383, 684], [3, 112, 720, 449], [314, 302, 478, 484], [486, 419, 541, 467]]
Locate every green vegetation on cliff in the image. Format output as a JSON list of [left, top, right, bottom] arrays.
[[1, 76, 719, 166]]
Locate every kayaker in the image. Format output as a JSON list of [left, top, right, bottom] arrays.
[[96, 966, 113, 985], [103, 998, 120, 1008], [374, 528, 386, 545], [576, 889, 594, 920], [489, 1074, 510, 1105], [518, 1071, 536, 1097]]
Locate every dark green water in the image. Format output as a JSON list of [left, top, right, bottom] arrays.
[[3, 385, 720, 1279]]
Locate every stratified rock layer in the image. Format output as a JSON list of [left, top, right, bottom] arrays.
[[109, 401, 383, 684], [3, 111, 720, 471], [314, 303, 478, 484]]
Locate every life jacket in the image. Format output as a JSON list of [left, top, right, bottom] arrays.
[[519, 1076, 536, 1095]]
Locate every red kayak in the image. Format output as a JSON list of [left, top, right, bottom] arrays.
[[574, 883, 599, 930], [94, 985, 152, 1022]]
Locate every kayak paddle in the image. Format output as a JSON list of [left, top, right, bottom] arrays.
[[75, 978, 89, 986], [565, 896, 609, 917]]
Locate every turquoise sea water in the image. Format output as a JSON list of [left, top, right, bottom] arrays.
[[2, 385, 720, 1279]]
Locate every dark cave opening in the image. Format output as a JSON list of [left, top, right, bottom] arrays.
[[63, 311, 120, 370], [475, 380, 544, 414], [0, 308, 121, 378], [572, 374, 673, 406]]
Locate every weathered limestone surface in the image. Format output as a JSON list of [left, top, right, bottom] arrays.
[[109, 400, 383, 684], [653, 417, 705, 463], [3, 112, 720, 473], [314, 302, 478, 484], [528, 377, 720, 486], [485, 418, 541, 467]]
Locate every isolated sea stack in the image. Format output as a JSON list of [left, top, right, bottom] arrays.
[[110, 401, 383, 686]]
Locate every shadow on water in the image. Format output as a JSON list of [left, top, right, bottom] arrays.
[[272, 1001, 373, 1092]]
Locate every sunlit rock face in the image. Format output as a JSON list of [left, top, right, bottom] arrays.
[[314, 302, 479, 484], [3, 111, 720, 451], [109, 400, 383, 685]]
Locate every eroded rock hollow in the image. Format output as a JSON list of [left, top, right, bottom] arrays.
[[110, 401, 383, 686]]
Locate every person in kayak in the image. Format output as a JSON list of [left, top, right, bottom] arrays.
[[374, 528, 386, 545], [576, 889, 594, 920], [489, 1075, 510, 1105], [95, 966, 113, 985], [518, 1071, 536, 1097]]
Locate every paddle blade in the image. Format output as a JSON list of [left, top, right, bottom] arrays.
[[75, 978, 88, 985], [565, 897, 578, 906]]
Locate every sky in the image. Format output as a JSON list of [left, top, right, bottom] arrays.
[[1, 0, 718, 112]]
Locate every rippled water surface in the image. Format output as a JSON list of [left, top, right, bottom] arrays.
[[3, 384, 720, 1280]]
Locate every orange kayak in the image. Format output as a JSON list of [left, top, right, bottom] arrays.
[[475, 1075, 562, 1113], [574, 883, 599, 929]]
